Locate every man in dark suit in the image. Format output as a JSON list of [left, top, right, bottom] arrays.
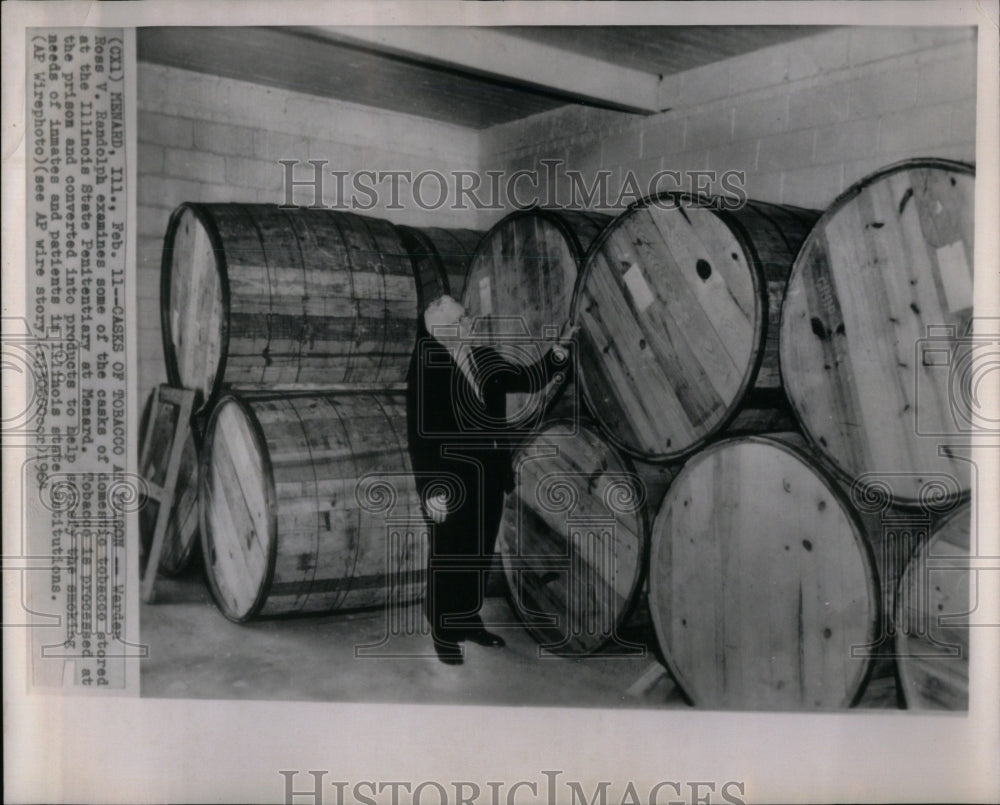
[[406, 294, 573, 664]]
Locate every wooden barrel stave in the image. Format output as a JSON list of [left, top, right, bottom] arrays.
[[397, 225, 483, 311], [162, 204, 419, 412], [649, 433, 879, 709], [245, 208, 312, 384], [200, 392, 425, 621], [780, 159, 974, 505], [574, 194, 820, 461], [206, 205, 279, 387], [722, 201, 819, 389], [723, 387, 799, 435]]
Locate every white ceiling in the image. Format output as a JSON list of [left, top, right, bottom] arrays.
[[138, 25, 826, 129]]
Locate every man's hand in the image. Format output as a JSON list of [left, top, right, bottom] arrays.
[[425, 490, 449, 524], [552, 321, 580, 362], [560, 320, 580, 341]]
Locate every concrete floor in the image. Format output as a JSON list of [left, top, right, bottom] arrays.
[[139, 564, 686, 707], [140, 562, 900, 709]]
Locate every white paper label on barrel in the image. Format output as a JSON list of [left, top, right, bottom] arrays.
[[936, 241, 974, 313], [623, 263, 655, 313], [479, 276, 492, 316]]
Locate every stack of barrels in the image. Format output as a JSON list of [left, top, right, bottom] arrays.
[[152, 204, 484, 620], [489, 158, 975, 710], [153, 155, 974, 712]]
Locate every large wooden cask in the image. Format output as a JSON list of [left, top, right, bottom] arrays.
[[843, 479, 951, 708], [138, 389, 200, 577], [199, 391, 426, 621], [780, 159, 975, 506], [573, 194, 818, 461], [895, 501, 971, 709], [396, 225, 483, 312], [462, 209, 610, 427], [498, 419, 647, 654], [649, 434, 880, 709], [845, 473, 968, 640], [161, 203, 418, 413]]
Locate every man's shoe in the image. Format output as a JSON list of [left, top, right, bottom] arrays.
[[433, 637, 464, 665], [463, 628, 506, 649]]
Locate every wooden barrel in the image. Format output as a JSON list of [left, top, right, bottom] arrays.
[[649, 434, 880, 709], [199, 391, 426, 621], [396, 225, 483, 312], [462, 208, 610, 426], [573, 194, 819, 461], [845, 473, 968, 635], [791, 457, 971, 707], [161, 203, 418, 413], [498, 419, 647, 654], [895, 501, 971, 709], [780, 159, 975, 506], [138, 389, 200, 577]]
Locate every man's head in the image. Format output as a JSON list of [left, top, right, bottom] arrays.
[[424, 294, 466, 333]]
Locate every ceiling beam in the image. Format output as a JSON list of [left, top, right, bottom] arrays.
[[302, 26, 666, 115]]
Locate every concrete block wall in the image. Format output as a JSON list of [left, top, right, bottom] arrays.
[[136, 62, 479, 405], [479, 26, 977, 224]]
